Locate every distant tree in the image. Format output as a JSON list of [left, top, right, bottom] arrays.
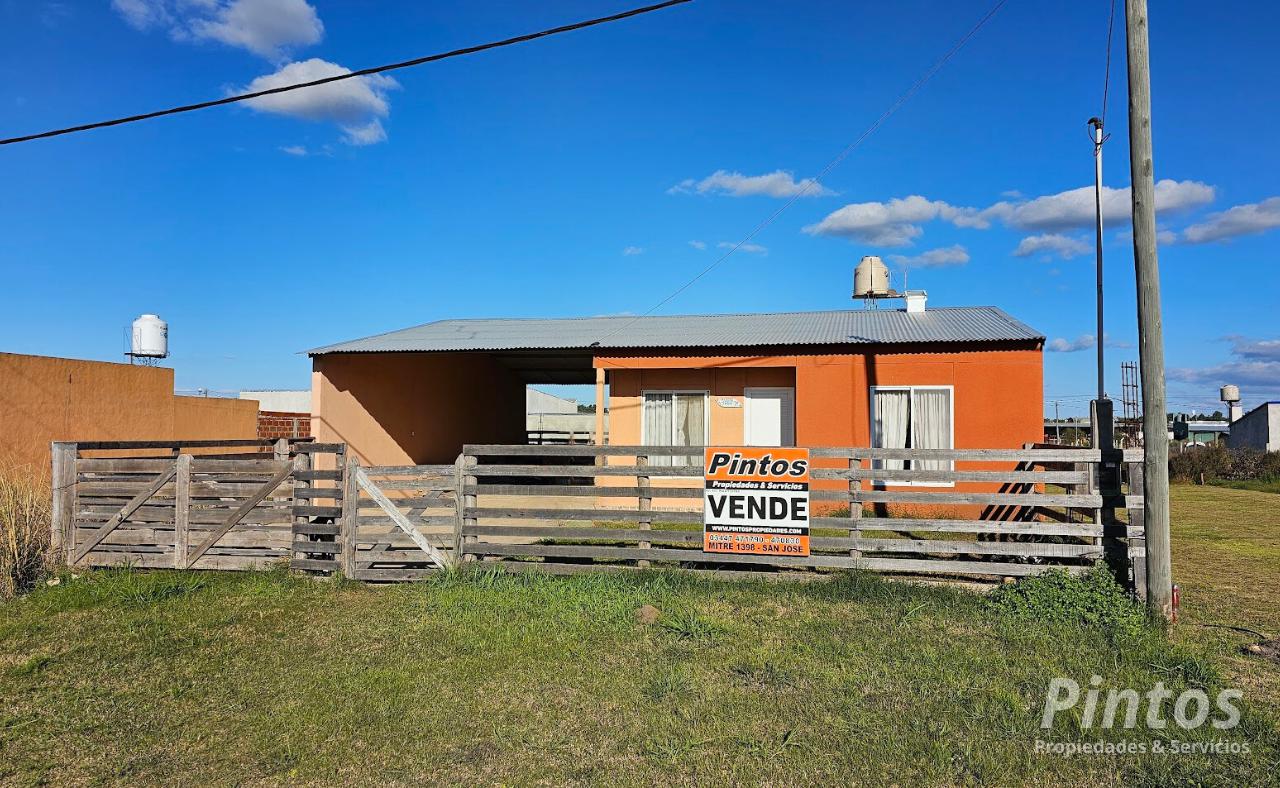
[[577, 404, 596, 414]]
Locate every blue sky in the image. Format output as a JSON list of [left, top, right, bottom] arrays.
[[2, 0, 1277, 415]]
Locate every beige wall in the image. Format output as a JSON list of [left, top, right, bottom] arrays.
[[0, 352, 259, 474], [312, 352, 527, 465], [173, 395, 258, 440]]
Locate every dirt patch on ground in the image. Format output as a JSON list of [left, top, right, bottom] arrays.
[[1244, 638, 1280, 663]]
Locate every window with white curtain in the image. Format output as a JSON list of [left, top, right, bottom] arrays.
[[642, 391, 707, 466], [870, 386, 953, 480]]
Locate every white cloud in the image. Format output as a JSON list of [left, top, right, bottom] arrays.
[[239, 59, 398, 145], [113, 0, 323, 60], [279, 144, 307, 156], [1166, 335, 1280, 401], [887, 244, 970, 269], [717, 241, 768, 255], [1169, 361, 1280, 390], [985, 179, 1215, 232], [1047, 335, 1096, 353], [687, 240, 707, 250], [804, 196, 985, 246], [805, 180, 1214, 249], [1013, 233, 1091, 260], [670, 170, 832, 199], [1045, 334, 1131, 353], [111, 0, 173, 30], [190, 0, 323, 60], [1227, 335, 1280, 362], [622, 246, 644, 256], [1182, 197, 1280, 243]]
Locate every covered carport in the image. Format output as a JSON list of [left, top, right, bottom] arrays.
[[309, 322, 606, 465]]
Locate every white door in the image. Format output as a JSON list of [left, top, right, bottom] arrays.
[[744, 387, 795, 446]]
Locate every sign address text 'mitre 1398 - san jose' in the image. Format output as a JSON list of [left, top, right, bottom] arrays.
[[702, 447, 810, 557]]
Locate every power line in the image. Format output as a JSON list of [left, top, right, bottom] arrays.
[[0, 0, 691, 147], [591, 0, 1009, 346]]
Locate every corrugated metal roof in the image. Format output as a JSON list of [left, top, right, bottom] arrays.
[[308, 306, 1043, 355]]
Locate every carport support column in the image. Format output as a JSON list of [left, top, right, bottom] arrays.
[[594, 367, 606, 448]]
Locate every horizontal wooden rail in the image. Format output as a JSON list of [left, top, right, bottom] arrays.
[[827, 468, 1088, 484], [467, 507, 703, 524], [463, 444, 1145, 463], [466, 484, 703, 499], [75, 438, 311, 450], [469, 464, 701, 478]]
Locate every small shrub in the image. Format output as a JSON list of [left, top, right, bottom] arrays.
[[641, 666, 693, 701], [658, 608, 721, 642], [1169, 444, 1280, 484], [987, 564, 1149, 643], [1, 464, 52, 599]]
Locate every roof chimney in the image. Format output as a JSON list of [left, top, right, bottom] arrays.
[[904, 290, 927, 314]]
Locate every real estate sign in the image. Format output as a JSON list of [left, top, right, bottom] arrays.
[[703, 447, 810, 557]]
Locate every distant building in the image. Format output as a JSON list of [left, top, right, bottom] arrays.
[[526, 388, 579, 415], [239, 390, 312, 439], [1169, 420, 1230, 446], [1225, 402, 1280, 452], [239, 389, 311, 413]]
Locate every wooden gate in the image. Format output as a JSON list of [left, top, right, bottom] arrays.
[[53, 439, 307, 570], [336, 461, 458, 581]]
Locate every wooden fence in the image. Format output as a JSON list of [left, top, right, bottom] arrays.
[[452, 444, 1146, 589], [53, 441, 1146, 590]]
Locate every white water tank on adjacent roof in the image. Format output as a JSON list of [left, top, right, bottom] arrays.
[[131, 314, 168, 358], [853, 255, 891, 298]]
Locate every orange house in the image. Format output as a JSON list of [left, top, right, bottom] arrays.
[[309, 299, 1044, 471]]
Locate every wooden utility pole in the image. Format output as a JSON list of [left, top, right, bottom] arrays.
[[1124, 0, 1172, 619]]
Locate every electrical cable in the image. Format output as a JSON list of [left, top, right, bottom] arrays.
[[0, 0, 692, 147], [590, 0, 1010, 346]]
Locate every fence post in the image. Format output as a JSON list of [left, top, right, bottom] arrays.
[[452, 455, 465, 564], [462, 452, 478, 562], [848, 456, 862, 563], [340, 453, 359, 577], [637, 453, 651, 568], [1099, 449, 1128, 584], [50, 442, 77, 563], [1127, 460, 1148, 600], [173, 454, 191, 568], [290, 448, 312, 569]]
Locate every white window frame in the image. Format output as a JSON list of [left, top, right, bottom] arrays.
[[641, 389, 710, 465], [868, 385, 955, 487], [743, 387, 796, 447]]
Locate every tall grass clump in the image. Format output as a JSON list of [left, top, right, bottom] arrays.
[[987, 564, 1150, 643], [1, 463, 52, 599]]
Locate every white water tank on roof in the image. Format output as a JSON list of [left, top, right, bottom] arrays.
[[853, 255, 890, 297], [131, 314, 168, 358], [1220, 384, 1240, 403]]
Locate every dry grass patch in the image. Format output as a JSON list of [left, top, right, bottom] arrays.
[[0, 463, 51, 599]]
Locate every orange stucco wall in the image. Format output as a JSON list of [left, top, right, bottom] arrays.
[[0, 352, 258, 474], [597, 343, 1044, 515], [312, 352, 527, 466], [598, 344, 1043, 450]]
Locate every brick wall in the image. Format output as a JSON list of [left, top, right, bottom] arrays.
[[257, 410, 311, 440]]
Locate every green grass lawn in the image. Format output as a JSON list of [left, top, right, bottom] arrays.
[[1, 485, 1278, 785]]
